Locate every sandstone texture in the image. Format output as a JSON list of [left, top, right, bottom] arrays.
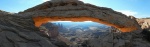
[[137, 18, 150, 29], [0, 0, 149, 47]]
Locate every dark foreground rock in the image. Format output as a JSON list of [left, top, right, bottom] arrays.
[[0, 15, 58, 47]]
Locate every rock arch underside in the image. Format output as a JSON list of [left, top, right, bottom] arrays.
[[1, 0, 150, 47]]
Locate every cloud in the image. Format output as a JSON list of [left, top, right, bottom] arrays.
[[80, 0, 83, 1], [116, 10, 138, 16], [42, 0, 50, 2]]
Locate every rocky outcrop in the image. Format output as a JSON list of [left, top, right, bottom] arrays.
[[0, 10, 12, 16], [0, 0, 149, 47], [40, 23, 59, 38], [137, 18, 150, 29], [82, 32, 150, 47], [136, 18, 150, 44], [0, 15, 58, 47]]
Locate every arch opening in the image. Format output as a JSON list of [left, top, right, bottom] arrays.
[[33, 16, 137, 32], [38, 20, 119, 46]]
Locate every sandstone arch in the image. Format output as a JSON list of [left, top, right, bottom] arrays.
[[0, 0, 149, 47], [19, 0, 141, 32]]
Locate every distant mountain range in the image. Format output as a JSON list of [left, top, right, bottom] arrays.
[[51, 22, 110, 30]]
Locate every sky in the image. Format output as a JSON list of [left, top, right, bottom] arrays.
[[0, 0, 149, 18]]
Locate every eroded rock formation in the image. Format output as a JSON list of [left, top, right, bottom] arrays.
[[0, 15, 58, 47], [137, 18, 150, 29], [18, 0, 141, 32], [0, 0, 149, 47]]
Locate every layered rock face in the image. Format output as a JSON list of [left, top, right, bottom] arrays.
[[0, 15, 58, 47], [0, 0, 149, 47]]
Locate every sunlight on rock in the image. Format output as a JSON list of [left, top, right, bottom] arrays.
[[33, 16, 139, 32]]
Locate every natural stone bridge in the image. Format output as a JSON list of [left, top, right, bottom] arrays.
[[0, 0, 148, 47], [19, 0, 141, 32]]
